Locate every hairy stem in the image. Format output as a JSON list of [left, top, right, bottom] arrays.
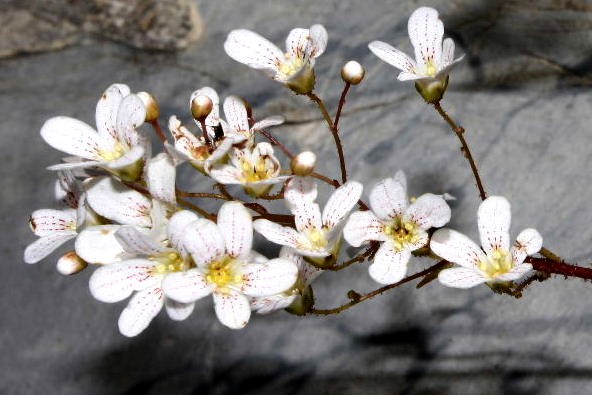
[[433, 102, 487, 201]]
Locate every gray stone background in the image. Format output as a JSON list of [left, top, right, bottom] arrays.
[[3, 0, 592, 394]]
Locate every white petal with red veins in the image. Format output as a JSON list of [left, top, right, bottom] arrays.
[[96, 84, 129, 145], [368, 41, 416, 73], [223, 95, 249, 134], [241, 258, 298, 297], [24, 232, 77, 264], [217, 202, 253, 259], [162, 269, 213, 303], [182, 219, 225, 267], [165, 299, 195, 321], [145, 153, 176, 204], [368, 242, 411, 284], [343, 210, 387, 247], [167, 210, 200, 254], [89, 259, 158, 303], [430, 229, 485, 269], [116, 93, 146, 147], [29, 208, 77, 237], [478, 196, 511, 255], [322, 181, 363, 229], [408, 7, 444, 68], [213, 290, 251, 329], [404, 193, 451, 230], [40, 117, 102, 160], [224, 30, 283, 74], [118, 286, 164, 337], [253, 219, 300, 249], [438, 267, 487, 288], [369, 176, 407, 221]]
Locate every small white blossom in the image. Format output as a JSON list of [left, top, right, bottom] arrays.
[[254, 177, 362, 263], [222, 95, 284, 145], [162, 202, 298, 329], [251, 247, 322, 315], [40, 84, 150, 181], [368, 7, 463, 82], [208, 142, 289, 197], [344, 171, 451, 284], [430, 196, 543, 289], [225, 25, 328, 93], [89, 210, 200, 337]]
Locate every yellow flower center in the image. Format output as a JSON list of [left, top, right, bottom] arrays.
[[425, 60, 438, 78], [205, 256, 243, 292], [383, 217, 423, 252], [298, 228, 328, 252], [241, 156, 272, 183], [150, 251, 186, 275], [99, 142, 126, 161], [477, 249, 513, 279], [278, 53, 306, 78]]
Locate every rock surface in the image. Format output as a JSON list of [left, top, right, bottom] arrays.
[[2, 1, 592, 394]]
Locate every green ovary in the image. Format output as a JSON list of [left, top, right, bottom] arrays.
[[477, 249, 513, 279]]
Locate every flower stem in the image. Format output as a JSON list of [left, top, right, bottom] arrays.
[[433, 102, 487, 201], [309, 260, 448, 315], [327, 242, 379, 271], [527, 257, 592, 280], [175, 189, 229, 200], [198, 118, 214, 151], [306, 92, 348, 184], [259, 129, 295, 159], [149, 120, 167, 143], [334, 82, 351, 130]]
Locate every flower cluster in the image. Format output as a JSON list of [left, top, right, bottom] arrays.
[[26, 6, 549, 337]]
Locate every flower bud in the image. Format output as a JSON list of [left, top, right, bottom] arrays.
[[291, 151, 316, 176], [56, 251, 88, 275], [341, 60, 365, 85], [137, 91, 160, 122], [190, 94, 213, 120], [414, 75, 449, 104]]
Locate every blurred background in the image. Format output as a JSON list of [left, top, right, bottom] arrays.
[[2, 0, 592, 394]]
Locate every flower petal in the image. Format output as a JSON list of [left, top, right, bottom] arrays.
[[213, 290, 251, 329], [223, 95, 249, 134], [116, 93, 146, 147], [368, 242, 411, 284], [478, 196, 511, 255], [284, 176, 318, 207], [241, 258, 298, 297], [322, 181, 363, 229], [253, 219, 300, 249], [251, 294, 296, 315], [145, 153, 176, 204], [252, 116, 284, 131], [308, 24, 328, 58], [115, 226, 167, 256], [75, 225, 126, 264], [292, 200, 322, 233], [29, 208, 77, 237], [96, 83, 130, 145], [438, 267, 487, 288], [368, 41, 416, 73], [118, 286, 164, 337], [224, 29, 283, 73], [208, 165, 244, 185], [441, 37, 455, 66], [408, 6, 444, 67], [182, 219, 225, 267], [165, 299, 195, 321], [343, 210, 387, 247], [286, 28, 312, 60], [430, 229, 485, 269], [280, 246, 322, 285], [40, 117, 102, 160], [24, 232, 76, 264], [369, 175, 407, 221], [511, 228, 543, 265], [217, 201, 253, 259], [167, 210, 200, 254], [162, 269, 213, 303], [89, 259, 158, 303], [404, 193, 451, 230], [86, 177, 152, 227]]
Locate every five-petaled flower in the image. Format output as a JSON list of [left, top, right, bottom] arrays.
[[40, 83, 149, 181], [430, 196, 543, 288], [162, 202, 299, 329], [344, 171, 451, 284], [225, 24, 328, 94], [368, 7, 463, 103], [254, 177, 362, 266]]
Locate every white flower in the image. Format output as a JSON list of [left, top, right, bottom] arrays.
[[40, 83, 149, 181], [254, 177, 362, 264], [167, 115, 233, 173], [368, 7, 463, 82], [225, 25, 328, 94], [75, 176, 169, 264], [222, 95, 284, 145], [344, 171, 451, 284], [89, 210, 200, 337], [144, 152, 176, 205], [208, 142, 289, 197], [251, 246, 322, 315], [162, 202, 298, 329], [430, 196, 543, 289], [24, 171, 93, 264]]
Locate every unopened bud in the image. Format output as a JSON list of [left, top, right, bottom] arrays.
[[341, 60, 365, 85], [190, 95, 213, 120], [56, 251, 88, 275], [291, 151, 316, 176], [137, 91, 160, 122]]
